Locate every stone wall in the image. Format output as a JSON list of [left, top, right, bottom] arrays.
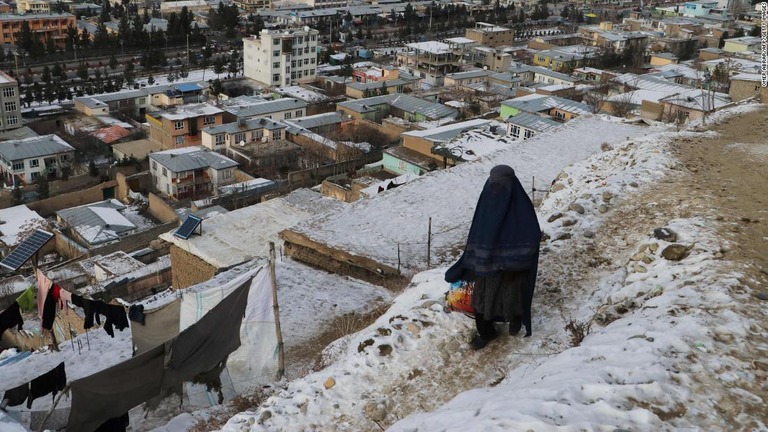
[[148, 192, 179, 223], [169, 245, 218, 289]]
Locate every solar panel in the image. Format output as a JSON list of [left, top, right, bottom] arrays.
[[174, 215, 202, 240], [0, 229, 54, 271]]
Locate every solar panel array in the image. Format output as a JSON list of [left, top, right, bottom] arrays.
[[174, 215, 202, 240], [0, 229, 54, 271]]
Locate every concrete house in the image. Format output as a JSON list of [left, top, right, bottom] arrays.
[[201, 118, 287, 150], [0, 135, 75, 186], [243, 27, 319, 86], [337, 93, 458, 124], [499, 94, 592, 121], [0, 70, 21, 131], [222, 98, 308, 122], [149, 146, 239, 199], [506, 112, 563, 141], [56, 199, 139, 248], [146, 103, 225, 149]]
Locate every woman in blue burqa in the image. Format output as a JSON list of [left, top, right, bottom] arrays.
[[445, 165, 541, 350]]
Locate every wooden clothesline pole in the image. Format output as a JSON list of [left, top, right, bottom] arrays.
[[269, 242, 285, 381], [37, 383, 70, 432]]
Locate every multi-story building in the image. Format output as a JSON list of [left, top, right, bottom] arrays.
[[201, 118, 287, 150], [396, 41, 462, 86], [16, 0, 50, 14], [243, 27, 319, 87], [146, 103, 225, 149], [0, 134, 75, 186], [149, 146, 238, 199], [0, 13, 75, 46], [233, 0, 271, 13], [0, 71, 21, 132], [221, 98, 308, 122], [465, 22, 514, 48]]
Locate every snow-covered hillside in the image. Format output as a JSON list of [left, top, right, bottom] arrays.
[[218, 104, 766, 431]]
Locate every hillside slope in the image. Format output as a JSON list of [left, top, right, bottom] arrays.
[[219, 104, 767, 431]]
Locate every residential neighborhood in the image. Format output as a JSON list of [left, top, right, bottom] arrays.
[[0, 0, 765, 430]]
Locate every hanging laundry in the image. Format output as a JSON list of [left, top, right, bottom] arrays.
[[36, 269, 53, 322], [2, 382, 29, 407], [94, 413, 129, 432], [27, 362, 66, 409], [59, 288, 73, 315], [15, 286, 36, 312], [71, 295, 129, 337], [0, 302, 23, 337], [41, 289, 57, 331], [128, 304, 145, 325]]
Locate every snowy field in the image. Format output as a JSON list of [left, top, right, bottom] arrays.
[[216, 104, 766, 431]]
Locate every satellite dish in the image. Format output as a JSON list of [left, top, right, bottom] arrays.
[[239, 140, 246, 147], [261, 136, 268, 142]]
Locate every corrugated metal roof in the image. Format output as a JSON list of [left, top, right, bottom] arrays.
[[56, 199, 136, 246], [445, 69, 492, 80], [76, 97, 108, 109], [91, 125, 132, 144], [175, 83, 202, 93], [347, 79, 408, 91], [203, 117, 285, 135], [149, 147, 238, 173], [225, 98, 308, 119], [401, 119, 491, 142], [0, 134, 74, 162], [501, 94, 592, 116], [338, 94, 457, 120], [287, 112, 344, 130], [506, 112, 563, 132]]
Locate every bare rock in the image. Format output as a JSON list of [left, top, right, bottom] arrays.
[[378, 344, 393, 356], [569, 203, 585, 214], [547, 212, 564, 223], [661, 244, 687, 261], [323, 377, 336, 389], [364, 401, 388, 423], [602, 191, 613, 201], [598, 204, 609, 213], [562, 218, 577, 227], [555, 232, 572, 241], [550, 182, 565, 192], [649, 243, 659, 253], [405, 322, 421, 336], [583, 230, 594, 238], [654, 227, 677, 242], [633, 264, 647, 273]]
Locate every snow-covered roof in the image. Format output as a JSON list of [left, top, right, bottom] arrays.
[[159, 188, 346, 268], [152, 103, 223, 121], [660, 89, 731, 111], [0, 205, 45, 247], [501, 94, 592, 116], [149, 146, 238, 173], [506, 112, 564, 132], [445, 69, 492, 80], [432, 123, 514, 162], [338, 93, 457, 120], [444, 36, 477, 44], [284, 112, 345, 130], [284, 116, 658, 273], [203, 117, 285, 135], [406, 41, 452, 55], [274, 86, 331, 103], [56, 199, 137, 246], [402, 119, 491, 142], [224, 98, 308, 119]]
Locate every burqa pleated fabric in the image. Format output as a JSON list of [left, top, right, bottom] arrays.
[[445, 165, 541, 335]]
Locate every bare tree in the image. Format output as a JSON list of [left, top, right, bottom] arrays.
[[609, 90, 636, 118], [583, 84, 609, 113], [663, 106, 689, 131]]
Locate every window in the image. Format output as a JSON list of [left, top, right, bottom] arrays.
[[273, 50, 280, 57], [139, 98, 146, 104], [291, 72, 296, 80], [2, 87, 14, 98], [29, 159, 39, 168], [309, 69, 315, 76], [273, 39, 280, 45], [273, 74, 280, 82], [167, 184, 170, 194], [30, 172, 39, 180], [175, 136, 184, 145], [555, 111, 566, 120], [295, 110, 302, 117], [284, 112, 292, 119], [304, 47, 309, 54], [203, 115, 216, 125], [252, 130, 263, 140], [174, 120, 184, 130], [4, 101, 16, 112], [152, 161, 157, 170], [304, 58, 309, 65], [273, 62, 280, 69], [311, 35, 316, 41], [311, 58, 315, 64], [296, 36, 303, 44], [60, 154, 68, 161], [510, 125, 520, 138], [524, 130, 534, 139], [273, 130, 282, 140], [215, 134, 225, 145], [234, 132, 245, 143], [12, 161, 23, 171], [291, 60, 296, 68], [162, 167, 168, 177]]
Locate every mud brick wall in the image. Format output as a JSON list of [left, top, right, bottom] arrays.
[[169, 245, 217, 289]]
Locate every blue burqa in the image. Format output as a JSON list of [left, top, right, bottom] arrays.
[[445, 165, 541, 331]]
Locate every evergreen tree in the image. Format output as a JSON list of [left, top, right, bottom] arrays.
[[16, 21, 35, 56], [210, 78, 224, 96], [11, 185, 23, 206], [88, 160, 99, 177], [213, 56, 225, 76], [228, 56, 239, 75], [41, 66, 52, 83], [109, 55, 118, 70], [36, 175, 49, 199], [77, 63, 89, 80], [148, 74, 155, 85]]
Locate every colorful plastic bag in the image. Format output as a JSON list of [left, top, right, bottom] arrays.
[[446, 280, 475, 317]]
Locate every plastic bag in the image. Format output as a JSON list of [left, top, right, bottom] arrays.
[[446, 280, 475, 317]]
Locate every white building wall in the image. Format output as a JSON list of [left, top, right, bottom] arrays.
[[244, 27, 319, 87]]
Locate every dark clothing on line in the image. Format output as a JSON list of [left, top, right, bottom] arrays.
[[94, 413, 129, 432], [128, 304, 145, 325], [2, 382, 29, 407], [0, 301, 23, 337], [68, 277, 252, 432], [73, 295, 129, 337], [42, 289, 57, 331], [27, 362, 66, 409]]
